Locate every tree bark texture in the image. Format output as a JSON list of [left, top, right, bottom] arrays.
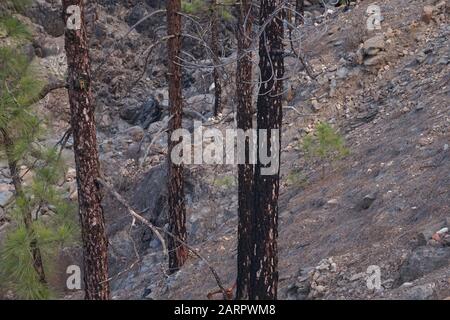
[[167, 0, 188, 273], [62, 0, 110, 300], [250, 0, 284, 300]]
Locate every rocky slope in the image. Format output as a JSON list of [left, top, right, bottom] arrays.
[[0, 0, 449, 300]]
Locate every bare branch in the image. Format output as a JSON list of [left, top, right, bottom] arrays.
[[97, 178, 168, 258], [96, 177, 228, 298]]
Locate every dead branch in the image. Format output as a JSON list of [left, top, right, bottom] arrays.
[[96, 177, 228, 298], [97, 177, 168, 258]]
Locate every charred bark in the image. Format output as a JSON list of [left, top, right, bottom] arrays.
[[211, 0, 222, 116], [250, 0, 284, 300], [235, 0, 254, 300], [62, 0, 110, 300], [295, 0, 304, 25], [167, 0, 188, 273]]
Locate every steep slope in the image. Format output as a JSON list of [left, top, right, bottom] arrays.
[[106, 0, 449, 300], [0, 0, 448, 300]]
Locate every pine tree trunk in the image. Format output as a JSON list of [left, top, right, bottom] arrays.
[[211, 0, 222, 116], [295, 0, 304, 25], [235, 0, 254, 300], [167, 0, 188, 273], [1, 129, 46, 284], [62, 0, 110, 300], [250, 0, 284, 300]]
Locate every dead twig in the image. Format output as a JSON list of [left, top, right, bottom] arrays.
[[96, 177, 228, 298], [97, 177, 168, 258]]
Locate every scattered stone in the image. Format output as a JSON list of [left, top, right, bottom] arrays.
[[403, 283, 437, 300], [418, 137, 432, 146], [327, 199, 338, 206], [436, 227, 448, 235], [363, 35, 385, 56], [69, 189, 78, 201], [359, 193, 377, 210], [421, 6, 434, 24], [336, 67, 349, 79], [417, 230, 434, 246], [438, 56, 449, 65], [364, 54, 386, 66], [445, 217, 450, 228], [125, 126, 145, 142], [126, 143, 141, 161], [415, 103, 425, 111], [350, 272, 366, 281], [398, 246, 450, 284], [33, 35, 65, 58], [359, 36, 387, 67], [400, 282, 414, 288], [0, 190, 13, 207], [120, 96, 162, 129], [24, 0, 65, 37], [311, 99, 320, 112], [186, 94, 214, 113], [99, 113, 113, 128]]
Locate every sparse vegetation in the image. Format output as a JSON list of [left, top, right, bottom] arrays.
[[0, 2, 77, 299], [0, 149, 78, 299], [0, 16, 30, 39], [302, 122, 349, 175], [286, 168, 308, 188], [213, 175, 235, 189]]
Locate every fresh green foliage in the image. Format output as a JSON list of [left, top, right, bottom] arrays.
[[181, 0, 235, 21], [302, 122, 349, 169], [213, 176, 235, 189], [0, 226, 51, 299], [220, 9, 233, 22], [0, 16, 31, 39], [181, 0, 208, 14], [286, 168, 308, 188], [0, 5, 78, 299], [0, 148, 79, 299], [0, 47, 43, 161]]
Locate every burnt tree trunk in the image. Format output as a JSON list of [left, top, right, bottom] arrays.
[[250, 0, 284, 300], [167, 0, 188, 273], [295, 0, 304, 25], [62, 0, 110, 300], [1, 129, 46, 284], [235, 0, 254, 300], [211, 0, 222, 116]]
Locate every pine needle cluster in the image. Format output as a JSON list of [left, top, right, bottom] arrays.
[[0, 0, 79, 299]]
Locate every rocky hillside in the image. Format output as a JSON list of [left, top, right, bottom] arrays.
[[0, 0, 449, 300]]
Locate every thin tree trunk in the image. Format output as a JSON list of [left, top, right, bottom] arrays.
[[62, 0, 110, 300], [167, 0, 188, 273], [235, 0, 254, 300], [211, 0, 222, 116], [295, 0, 304, 25], [250, 0, 284, 300], [1, 129, 46, 284]]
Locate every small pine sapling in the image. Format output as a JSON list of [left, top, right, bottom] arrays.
[[302, 122, 349, 177]]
